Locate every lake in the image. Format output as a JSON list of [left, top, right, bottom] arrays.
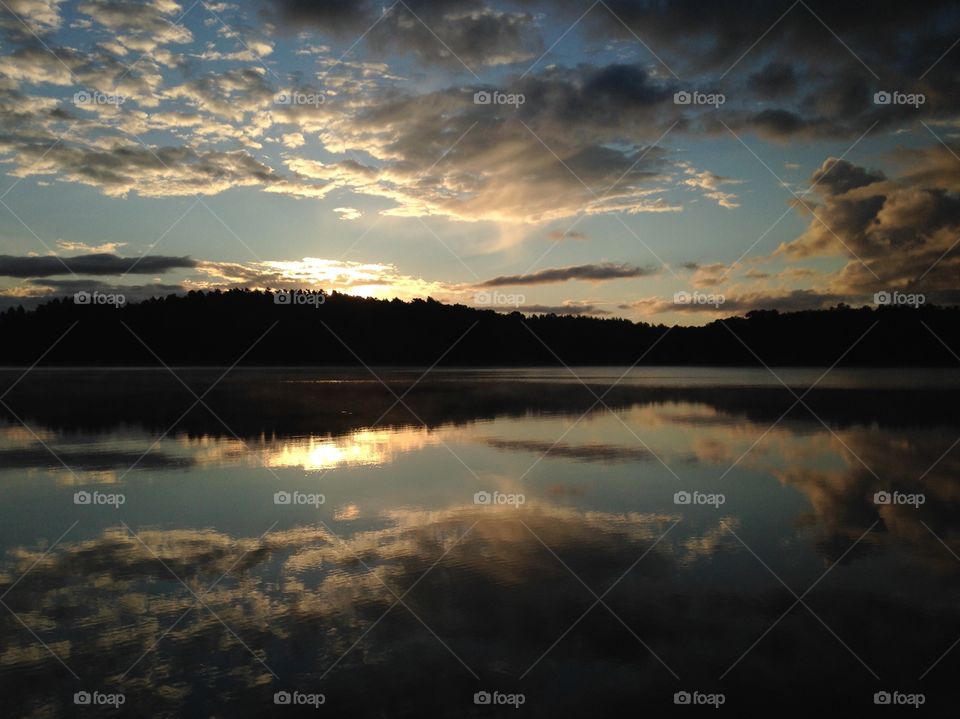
[[0, 367, 957, 715]]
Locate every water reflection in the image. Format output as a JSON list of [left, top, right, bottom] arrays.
[[1, 370, 960, 715]]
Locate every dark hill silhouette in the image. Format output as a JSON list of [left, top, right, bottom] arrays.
[[0, 289, 958, 367]]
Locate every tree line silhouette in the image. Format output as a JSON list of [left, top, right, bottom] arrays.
[[1, 289, 958, 366]]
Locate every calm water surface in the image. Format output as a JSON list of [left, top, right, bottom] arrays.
[[1, 368, 958, 716]]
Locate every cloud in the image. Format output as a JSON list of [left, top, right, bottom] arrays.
[[514, 303, 612, 316], [748, 61, 797, 99], [776, 148, 960, 295], [56, 240, 127, 253], [546, 230, 589, 241], [77, 0, 193, 54], [1, 0, 65, 35], [628, 289, 851, 315], [680, 164, 742, 208], [0, 137, 293, 198], [280, 132, 305, 148], [261, 1, 541, 68], [0, 253, 196, 277], [333, 206, 362, 220], [193, 257, 460, 301], [282, 71, 683, 222], [480, 262, 658, 287]]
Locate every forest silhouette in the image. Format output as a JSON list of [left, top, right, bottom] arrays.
[[0, 289, 958, 367]]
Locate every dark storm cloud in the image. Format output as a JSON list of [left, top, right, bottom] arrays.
[[810, 158, 885, 196], [480, 263, 658, 287], [778, 148, 960, 295], [261, 0, 541, 67], [0, 254, 196, 277], [265, 0, 960, 139], [748, 62, 797, 99], [581, 0, 957, 73]]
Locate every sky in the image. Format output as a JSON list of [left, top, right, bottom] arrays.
[[0, 0, 958, 323]]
